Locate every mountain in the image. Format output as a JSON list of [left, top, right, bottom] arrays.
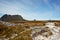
[[0, 14, 26, 22]]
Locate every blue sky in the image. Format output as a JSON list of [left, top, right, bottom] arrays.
[[0, 0, 60, 20]]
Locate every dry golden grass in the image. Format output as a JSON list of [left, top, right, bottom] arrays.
[[0, 22, 32, 40], [0, 21, 60, 40]]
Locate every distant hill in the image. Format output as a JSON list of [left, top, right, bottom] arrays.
[[0, 14, 26, 22]]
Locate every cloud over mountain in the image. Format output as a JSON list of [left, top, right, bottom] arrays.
[[0, 0, 60, 20]]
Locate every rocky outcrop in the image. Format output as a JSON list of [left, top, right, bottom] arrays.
[[0, 14, 26, 22]]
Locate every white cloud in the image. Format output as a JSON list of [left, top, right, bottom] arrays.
[[0, 0, 60, 20]]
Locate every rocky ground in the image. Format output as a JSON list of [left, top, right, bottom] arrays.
[[32, 22, 60, 40], [0, 21, 60, 40]]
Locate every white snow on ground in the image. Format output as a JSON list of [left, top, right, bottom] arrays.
[[32, 22, 60, 40], [10, 34, 18, 39], [0, 21, 60, 40], [0, 21, 16, 26]]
